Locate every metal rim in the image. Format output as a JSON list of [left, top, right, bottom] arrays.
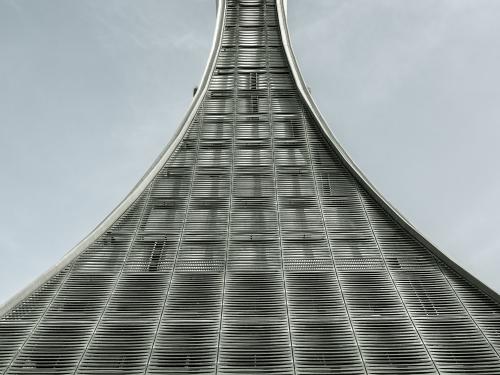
[[0, 0, 228, 316], [275, 0, 499, 303]]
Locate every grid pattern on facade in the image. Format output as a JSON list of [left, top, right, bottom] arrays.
[[1, 0, 500, 374]]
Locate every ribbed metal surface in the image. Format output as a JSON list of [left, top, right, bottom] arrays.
[[1, 0, 500, 373]]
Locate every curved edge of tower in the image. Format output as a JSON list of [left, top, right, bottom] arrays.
[[0, 0, 228, 317], [274, 0, 499, 304], [0, 0, 497, 318]]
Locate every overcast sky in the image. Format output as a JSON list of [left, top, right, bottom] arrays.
[[1, 0, 499, 305]]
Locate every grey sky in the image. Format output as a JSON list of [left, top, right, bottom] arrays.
[[1, 0, 499, 304]]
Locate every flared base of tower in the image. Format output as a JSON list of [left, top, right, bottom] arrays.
[[1, 0, 499, 373]]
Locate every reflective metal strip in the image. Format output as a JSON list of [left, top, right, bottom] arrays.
[[0, 0, 227, 318], [274, 0, 500, 305]]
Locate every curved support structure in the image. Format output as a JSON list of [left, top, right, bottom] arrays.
[[275, 0, 499, 303], [0, 0, 228, 317], [1, 0, 499, 373]]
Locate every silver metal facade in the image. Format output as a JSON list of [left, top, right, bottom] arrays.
[[1, 0, 500, 373]]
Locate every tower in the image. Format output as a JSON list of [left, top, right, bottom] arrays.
[[1, 0, 499, 373]]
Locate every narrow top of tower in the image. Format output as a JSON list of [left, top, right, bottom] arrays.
[[217, 0, 288, 18]]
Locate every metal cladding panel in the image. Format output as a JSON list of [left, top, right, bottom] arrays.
[[1, 0, 500, 374]]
